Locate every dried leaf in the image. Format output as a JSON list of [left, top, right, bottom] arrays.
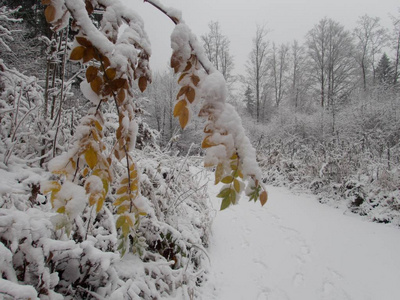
[[179, 107, 189, 129], [42, 0, 51, 5], [178, 72, 188, 83], [186, 86, 195, 103], [90, 76, 103, 95], [176, 86, 188, 100], [201, 136, 214, 148], [112, 78, 127, 89], [96, 195, 104, 213], [44, 5, 56, 23], [173, 100, 187, 117], [105, 68, 117, 80], [83, 47, 95, 63], [183, 61, 192, 72], [85, 0, 94, 15], [117, 89, 125, 104], [70, 46, 86, 61], [86, 66, 98, 83], [138, 76, 147, 92], [191, 74, 200, 86], [260, 190, 268, 206], [76, 36, 92, 48], [170, 53, 181, 73], [85, 146, 98, 169]]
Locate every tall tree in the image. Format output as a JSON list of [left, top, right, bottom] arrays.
[[246, 25, 269, 122], [306, 18, 356, 108], [391, 11, 400, 85], [353, 15, 387, 90], [376, 53, 395, 86], [201, 21, 234, 83], [270, 42, 289, 107]]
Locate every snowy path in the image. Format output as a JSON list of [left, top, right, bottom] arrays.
[[201, 184, 400, 300]]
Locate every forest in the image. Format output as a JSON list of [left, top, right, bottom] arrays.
[[0, 0, 399, 299]]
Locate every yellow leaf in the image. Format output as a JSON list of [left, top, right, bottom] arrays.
[[96, 196, 104, 213], [139, 212, 147, 216], [89, 193, 97, 206], [94, 120, 102, 131], [44, 5, 56, 23], [260, 190, 268, 206], [116, 185, 128, 195], [82, 167, 89, 177], [126, 215, 134, 227], [57, 206, 66, 213], [121, 177, 129, 185], [215, 163, 223, 185], [70, 46, 86, 61], [138, 76, 147, 92], [116, 215, 125, 229], [173, 100, 187, 117], [85, 146, 98, 169], [179, 107, 189, 129], [221, 175, 234, 184], [130, 182, 138, 191], [117, 205, 129, 214], [234, 179, 241, 193], [114, 195, 129, 206], [42, 181, 61, 194], [122, 223, 130, 236]]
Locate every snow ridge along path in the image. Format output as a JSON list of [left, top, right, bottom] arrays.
[[201, 179, 400, 300]]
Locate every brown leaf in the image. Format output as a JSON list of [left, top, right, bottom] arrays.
[[178, 72, 188, 83], [138, 76, 147, 92], [183, 61, 192, 72], [76, 36, 92, 48], [179, 107, 189, 129], [186, 86, 195, 103], [85, 0, 94, 15], [112, 78, 127, 89], [42, 0, 51, 5], [90, 76, 103, 95], [70, 46, 86, 61], [176, 86, 188, 100], [201, 136, 215, 148], [86, 66, 98, 83], [260, 190, 268, 206], [44, 5, 56, 23], [173, 100, 187, 117], [105, 68, 117, 80], [83, 47, 95, 63], [117, 89, 125, 104], [102, 56, 111, 68], [170, 53, 181, 73], [191, 74, 200, 86]]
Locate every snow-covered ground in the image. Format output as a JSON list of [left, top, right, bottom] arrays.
[[201, 183, 400, 300]]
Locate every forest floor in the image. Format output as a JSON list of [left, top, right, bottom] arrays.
[[199, 180, 400, 300]]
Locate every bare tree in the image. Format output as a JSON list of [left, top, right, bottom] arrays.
[[306, 18, 356, 108], [201, 21, 234, 83], [391, 11, 400, 84], [270, 42, 289, 107], [246, 25, 269, 122], [353, 15, 387, 89]]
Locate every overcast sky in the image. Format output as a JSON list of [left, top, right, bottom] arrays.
[[121, 0, 399, 76]]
